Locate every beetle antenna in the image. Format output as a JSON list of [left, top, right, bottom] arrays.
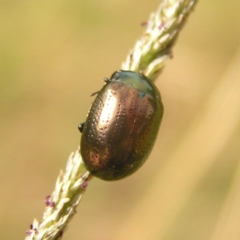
[[90, 91, 100, 97]]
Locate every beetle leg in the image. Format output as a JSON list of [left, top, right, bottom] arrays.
[[78, 122, 85, 133], [104, 77, 111, 84]]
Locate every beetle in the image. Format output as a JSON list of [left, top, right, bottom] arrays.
[[79, 70, 164, 181]]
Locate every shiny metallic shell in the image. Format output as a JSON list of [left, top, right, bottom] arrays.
[[80, 70, 164, 180]]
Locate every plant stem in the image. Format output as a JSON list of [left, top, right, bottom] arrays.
[[122, 0, 197, 81]]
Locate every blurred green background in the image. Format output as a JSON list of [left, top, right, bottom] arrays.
[[1, 0, 240, 239]]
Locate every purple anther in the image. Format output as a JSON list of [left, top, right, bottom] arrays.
[[45, 195, 55, 207], [80, 179, 88, 189], [141, 21, 148, 27]]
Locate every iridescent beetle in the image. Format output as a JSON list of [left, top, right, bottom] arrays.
[[79, 70, 163, 180]]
